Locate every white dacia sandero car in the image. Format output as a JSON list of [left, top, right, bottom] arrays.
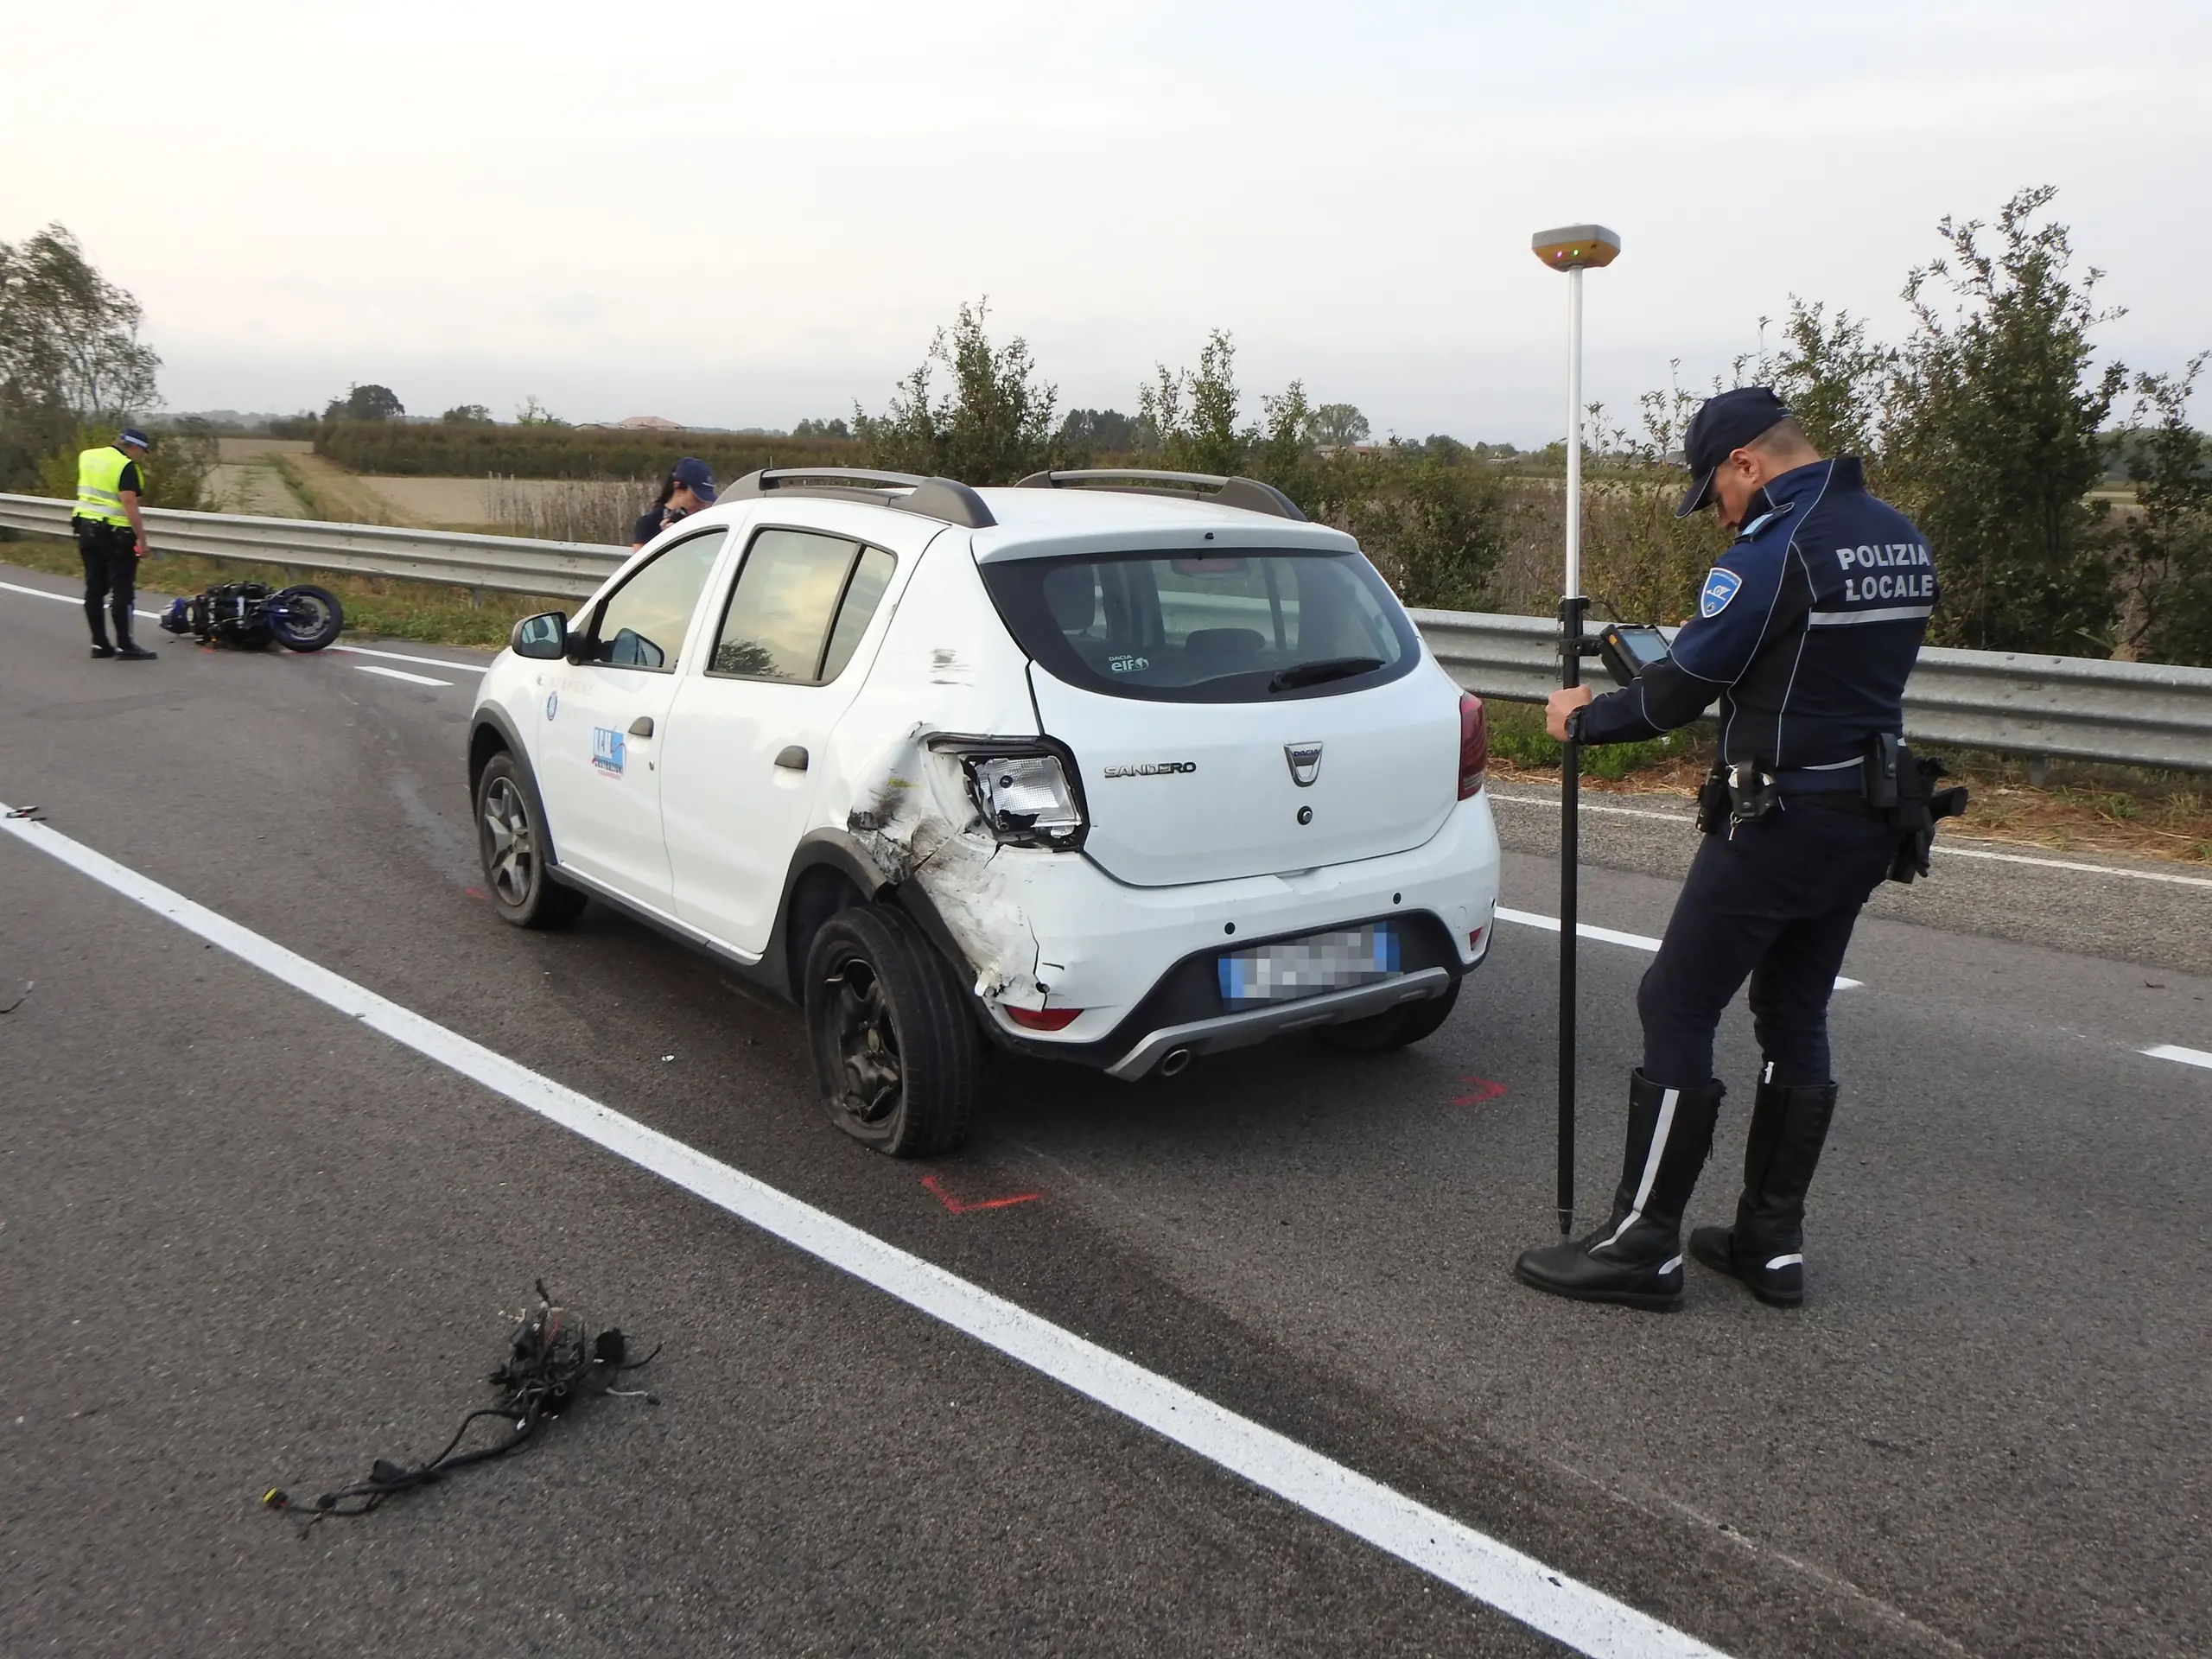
[[468, 468, 1500, 1155]]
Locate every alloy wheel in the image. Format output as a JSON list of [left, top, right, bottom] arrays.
[[482, 777, 537, 906], [826, 959, 903, 1124]]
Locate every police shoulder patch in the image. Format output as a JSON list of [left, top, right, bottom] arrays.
[[1699, 567, 1744, 618]]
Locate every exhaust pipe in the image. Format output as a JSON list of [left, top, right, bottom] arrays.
[[1159, 1047, 1193, 1077]]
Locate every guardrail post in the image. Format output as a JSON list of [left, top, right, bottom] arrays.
[[2029, 755, 2051, 787]]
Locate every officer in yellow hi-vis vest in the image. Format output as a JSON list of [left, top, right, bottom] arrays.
[[74, 427, 157, 659]]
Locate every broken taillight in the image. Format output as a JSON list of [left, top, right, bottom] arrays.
[[1458, 693, 1488, 799], [926, 736, 1090, 850]]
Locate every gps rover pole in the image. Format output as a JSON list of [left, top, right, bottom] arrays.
[[1530, 225, 1620, 1236]]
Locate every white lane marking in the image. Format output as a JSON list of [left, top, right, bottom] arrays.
[[332, 643, 488, 675], [1931, 843, 2212, 889], [354, 664, 453, 688], [1497, 906, 1665, 952], [1489, 790, 1687, 825], [1485, 789, 2212, 890], [0, 575, 162, 622], [2, 578, 84, 606], [1492, 907, 1862, 992], [2145, 1045, 2212, 1071], [0, 803, 1729, 1659]]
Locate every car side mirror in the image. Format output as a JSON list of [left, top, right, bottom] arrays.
[[512, 611, 569, 660]]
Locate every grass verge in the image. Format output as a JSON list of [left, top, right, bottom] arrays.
[[1478, 697, 2210, 865]]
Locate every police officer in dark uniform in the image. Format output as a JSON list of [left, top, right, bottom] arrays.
[[1514, 387, 1941, 1312]]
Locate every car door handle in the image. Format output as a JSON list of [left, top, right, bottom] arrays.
[[628, 715, 655, 738], [774, 746, 809, 772]]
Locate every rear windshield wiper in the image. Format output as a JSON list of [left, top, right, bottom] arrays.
[[1268, 656, 1384, 693]]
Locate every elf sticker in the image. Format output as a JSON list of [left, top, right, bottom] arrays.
[[1700, 568, 1743, 618]]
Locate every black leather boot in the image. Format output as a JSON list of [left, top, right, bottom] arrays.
[[88, 612, 114, 658], [114, 627, 157, 661], [1515, 1071, 1725, 1311], [1690, 1077, 1839, 1307]]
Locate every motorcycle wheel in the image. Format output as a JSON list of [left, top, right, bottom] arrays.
[[268, 585, 345, 652]]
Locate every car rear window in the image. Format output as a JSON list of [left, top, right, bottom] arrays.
[[981, 550, 1420, 702]]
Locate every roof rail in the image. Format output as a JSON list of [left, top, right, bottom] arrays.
[[1014, 468, 1306, 523], [722, 467, 995, 530]]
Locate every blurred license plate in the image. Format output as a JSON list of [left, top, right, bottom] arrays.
[[1217, 925, 1401, 1009]]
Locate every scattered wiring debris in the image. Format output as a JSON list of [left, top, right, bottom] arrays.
[[0, 981, 29, 1014], [264, 1281, 658, 1526]]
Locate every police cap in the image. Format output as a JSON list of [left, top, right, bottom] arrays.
[[1675, 387, 1790, 518], [671, 455, 717, 503]]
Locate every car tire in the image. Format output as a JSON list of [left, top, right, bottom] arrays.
[[805, 903, 979, 1157], [1315, 976, 1461, 1053], [475, 752, 587, 930]]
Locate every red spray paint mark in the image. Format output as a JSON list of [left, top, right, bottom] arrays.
[[922, 1174, 1040, 1214], [464, 887, 488, 901], [1452, 1076, 1508, 1106]]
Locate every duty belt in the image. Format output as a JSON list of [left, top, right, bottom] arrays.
[[1773, 766, 1866, 796]]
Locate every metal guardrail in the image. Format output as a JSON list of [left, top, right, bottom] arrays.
[[6, 492, 2209, 772], [0, 493, 621, 601], [1412, 612, 2212, 773]]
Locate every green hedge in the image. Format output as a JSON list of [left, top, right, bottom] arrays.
[[316, 421, 865, 480]]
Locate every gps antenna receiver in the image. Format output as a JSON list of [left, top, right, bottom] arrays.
[[1531, 222, 1622, 1236]]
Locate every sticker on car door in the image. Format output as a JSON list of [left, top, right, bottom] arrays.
[[592, 727, 626, 776]]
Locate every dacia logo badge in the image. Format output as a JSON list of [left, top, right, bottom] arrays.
[[1284, 742, 1323, 787]]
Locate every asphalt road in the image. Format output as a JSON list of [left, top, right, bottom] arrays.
[[2, 561, 2207, 1657]]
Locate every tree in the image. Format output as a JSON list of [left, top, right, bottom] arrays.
[[2111, 360, 2212, 666], [1310, 403, 1370, 448], [854, 300, 1062, 484], [514, 394, 565, 427], [1348, 443, 1510, 612], [442, 403, 493, 424], [1884, 187, 2126, 653], [0, 224, 162, 490], [1139, 328, 1245, 477], [1131, 337, 1509, 606], [0, 224, 160, 421], [1247, 381, 1323, 505], [1058, 408, 1138, 455], [792, 416, 851, 439], [325, 383, 404, 422], [1756, 299, 1892, 464]]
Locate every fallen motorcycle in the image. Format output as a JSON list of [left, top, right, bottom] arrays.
[[160, 580, 345, 652]]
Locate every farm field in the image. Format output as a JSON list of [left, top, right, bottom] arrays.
[[197, 441, 628, 536]]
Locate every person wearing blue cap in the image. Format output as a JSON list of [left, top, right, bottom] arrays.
[[1515, 387, 1946, 1313], [73, 428, 157, 660], [631, 457, 717, 550]]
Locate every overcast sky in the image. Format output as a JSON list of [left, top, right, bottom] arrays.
[[8, 0, 2209, 444]]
